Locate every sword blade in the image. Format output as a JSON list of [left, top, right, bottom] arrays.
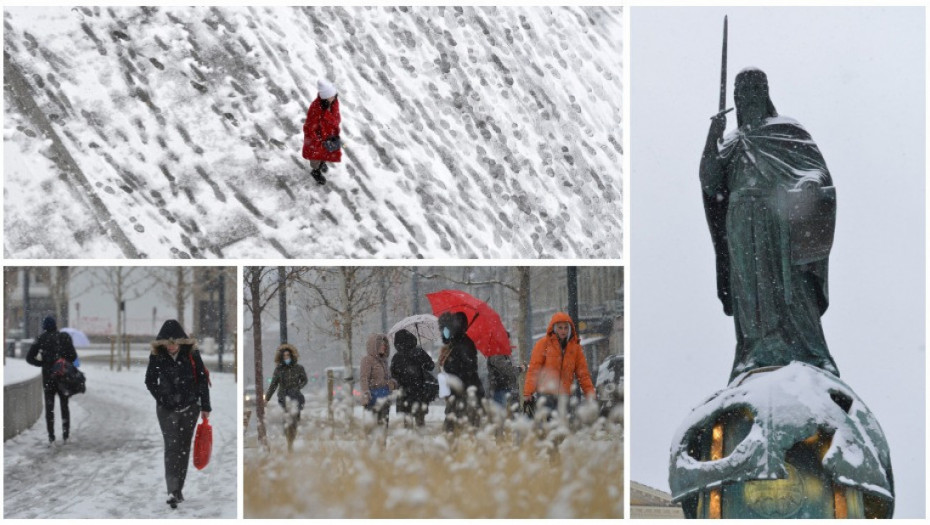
[[719, 15, 728, 112]]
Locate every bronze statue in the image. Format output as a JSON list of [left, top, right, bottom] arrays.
[[700, 67, 838, 382]]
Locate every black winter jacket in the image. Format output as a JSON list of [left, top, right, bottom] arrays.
[[145, 349, 211, 412], [444, 335, 485, 399], [265, 363, 308, 402], [391, 345, 436, 403], [26, 330, 78, 385]]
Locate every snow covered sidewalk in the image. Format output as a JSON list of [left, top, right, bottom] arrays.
[[3, 362, 236, 518]]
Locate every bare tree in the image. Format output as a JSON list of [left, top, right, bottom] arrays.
[[86, 267, 156, 371], [244, 266, 307, 449], [295, 267, 400, 387], [148, 267, 194, 324]]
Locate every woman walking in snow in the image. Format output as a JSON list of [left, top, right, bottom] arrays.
[[360, 333, 396, 428], [302, 78, 342, 185], [390, 329, 437, 428], [145, 320, 211, 509], [264, 344, 308, 452]]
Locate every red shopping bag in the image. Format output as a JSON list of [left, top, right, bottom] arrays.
[[193, 415, 212, 470]]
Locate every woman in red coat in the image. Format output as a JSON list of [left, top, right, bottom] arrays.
[[302, 78, 342, 185]]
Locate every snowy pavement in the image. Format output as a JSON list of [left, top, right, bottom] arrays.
[[4, 6, 622, 259], [3, 362, 236, 518]]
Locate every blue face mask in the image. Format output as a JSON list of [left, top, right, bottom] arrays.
[[442, 327, 451, 340], [284, 358, 292, 365]]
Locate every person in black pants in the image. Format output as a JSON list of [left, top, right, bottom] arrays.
[[145, 320, 211, 509], [25, 315, 77, 444]]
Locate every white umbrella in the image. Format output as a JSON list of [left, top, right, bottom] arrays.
[[388, 314, 441, 342], [61, 327, 90, 347]]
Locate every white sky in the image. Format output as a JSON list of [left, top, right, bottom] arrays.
[[630, 7, 925, 518]]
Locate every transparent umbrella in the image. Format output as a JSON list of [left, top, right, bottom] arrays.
[[60, 327, 90, 347], [387, 314, 441, 342]]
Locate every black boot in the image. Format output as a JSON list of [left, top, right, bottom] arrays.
[[166, 493, 179, 509], [311, 169, 326, 185], [320, 162, 329, 173]]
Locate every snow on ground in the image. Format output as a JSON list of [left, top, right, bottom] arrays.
[[244, 392, 623, 518], [3, 359, 41, 385], [3, 6, 623, 259], [3, 362, 236, 518]]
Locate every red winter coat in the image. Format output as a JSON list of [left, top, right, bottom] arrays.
[[302, 96, 342, 163]]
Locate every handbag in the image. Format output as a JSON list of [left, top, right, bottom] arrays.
[[437, 371, 451, 398], [323, 135, 341, 152], [193, 414, 212, 470]]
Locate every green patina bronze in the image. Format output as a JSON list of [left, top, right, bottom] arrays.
[[700, 68, 838, 383], [668, 29, 895, 517]]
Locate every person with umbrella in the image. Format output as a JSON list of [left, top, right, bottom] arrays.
[[437, 311, 485, 432], [523, 312, 595, 418], [26, 315, 78, 443], [390, 329, 437, 428]]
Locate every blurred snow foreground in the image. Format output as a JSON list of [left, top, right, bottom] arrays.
[[3, 362, 237, 518], [245, 389, 623, 518], [4, 6, 623, 259]]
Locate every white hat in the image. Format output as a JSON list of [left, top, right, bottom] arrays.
[[318, 78, 337, 99]]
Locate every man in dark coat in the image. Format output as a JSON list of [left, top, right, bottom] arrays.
[[145, 320, 211, 509], [438, 312, 485, 432], [390, 329, 437, 427], [26, 315, 78, 443]]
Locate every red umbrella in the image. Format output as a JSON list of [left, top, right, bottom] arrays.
[[426, 289, 512, 357]]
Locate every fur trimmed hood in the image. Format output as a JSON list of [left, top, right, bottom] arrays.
[[274, 343, 300, 365], [151, 319, 196, 354]]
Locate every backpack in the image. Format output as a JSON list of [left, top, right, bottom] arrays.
[[51, 358, 86, 397]]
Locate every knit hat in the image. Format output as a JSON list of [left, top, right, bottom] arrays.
[[42, 315, 57, 332], [393, 329, 417, 352], [152, 319, 195, 348], [318, 78, 337, 99]]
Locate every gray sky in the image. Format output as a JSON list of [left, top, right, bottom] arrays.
[[630, 7, 925, 518]]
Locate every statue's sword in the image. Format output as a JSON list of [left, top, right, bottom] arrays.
[[713, 16, 733, 119], [719, 15, 728, 112]]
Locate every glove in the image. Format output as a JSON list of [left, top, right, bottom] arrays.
[[522, 397, 535, 415], [323, 135, 341, 152]]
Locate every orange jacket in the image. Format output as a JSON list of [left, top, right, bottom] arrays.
[[523, 312, 595, 398]]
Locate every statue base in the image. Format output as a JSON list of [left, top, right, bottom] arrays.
[[669, 362, 894, 519]]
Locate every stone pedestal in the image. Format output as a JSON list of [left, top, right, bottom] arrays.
[[669, 362, 894, 519]]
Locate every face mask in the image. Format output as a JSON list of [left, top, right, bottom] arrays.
[[284, 358, 292, 365], [442, 327, 451, 340]]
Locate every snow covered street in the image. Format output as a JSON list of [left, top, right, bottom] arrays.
[[3, 361, 236, 519]]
